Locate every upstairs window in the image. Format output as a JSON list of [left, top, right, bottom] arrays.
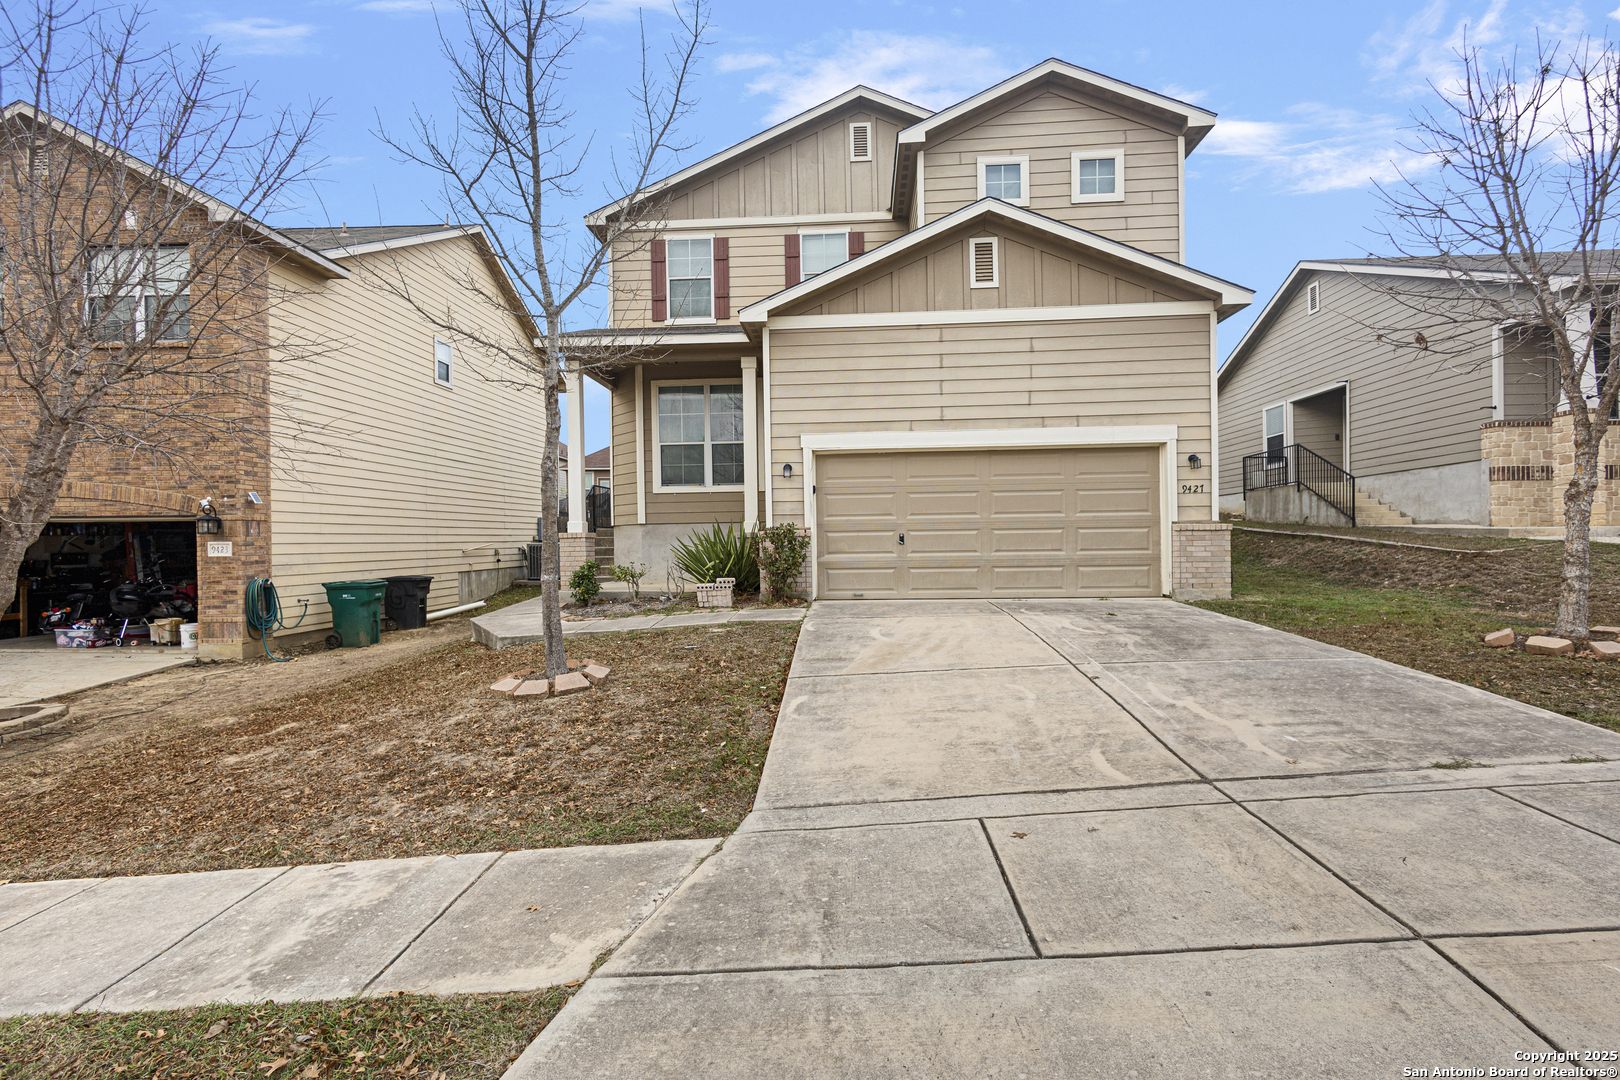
[[434, 338, 454, 386], [800, 232, 848, 278], [1071, 148, 1125, 204], [667, 237, 713, 320], [88, 245, 189, 342], [977, 156, 1030, 206], [849, 122, 872, 162], [656, 382, 744, 489]]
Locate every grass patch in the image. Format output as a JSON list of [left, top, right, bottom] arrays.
[[0, 622, 799, 882], [1431, 758, 1492, 770], [1197, 530, 1620, 734], [0, 989, 567, 1079]]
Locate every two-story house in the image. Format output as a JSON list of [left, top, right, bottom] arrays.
[[566, 59, 1253, 600]]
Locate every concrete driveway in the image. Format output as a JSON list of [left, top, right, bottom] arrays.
[[513, 598, 1620, 1078], [0, 636, 195, 709]]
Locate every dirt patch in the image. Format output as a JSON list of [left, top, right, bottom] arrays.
[[0, 622, 800, 882]]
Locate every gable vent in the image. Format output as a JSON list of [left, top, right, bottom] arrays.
[[849, 122, 872, 162], [970, 237, 999, 289], [1306, 280, 1321, 315]]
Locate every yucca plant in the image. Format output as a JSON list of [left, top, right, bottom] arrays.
[[670, 522, 759, 592]]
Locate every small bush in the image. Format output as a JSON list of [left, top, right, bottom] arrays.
[[611, 561, 649, 600], [756, 522, 810, 601], [569, 560, 601, 606], [670, 522, 759, 592]]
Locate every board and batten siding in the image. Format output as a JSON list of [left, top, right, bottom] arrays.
[[610, 357, 752, 526], [267, 238, 543, 633], [1217, 271, 1496, 501], [921, 86, 1183, 258], [766, 314, 1215, 525], [778, 220, 1199, 317]]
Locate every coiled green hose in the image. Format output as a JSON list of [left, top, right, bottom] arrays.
[[245, 577, 309, 661]]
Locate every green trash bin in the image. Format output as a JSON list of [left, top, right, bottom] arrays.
[[321, 579, 387, 648]]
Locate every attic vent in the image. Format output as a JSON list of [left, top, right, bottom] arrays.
[[849, 122, 872, 162], [970, 237, 999, 289], [1307, 280, 1321, 315]]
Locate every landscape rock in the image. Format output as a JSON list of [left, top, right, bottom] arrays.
[[553, 672, 591, 696], [514, 679, 552, 697], [1525, 636, 1575, 657], [1483, 629, 1516, 649], [1591, 626, 1620, 636], [1590, 641, 1620, 661], [490, 678, 522, 694], [583, 664, 611, 686]]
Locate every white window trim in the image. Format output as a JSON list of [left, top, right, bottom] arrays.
[[1306, 280, 1321, 315], [664, 232, 717, 325], [969, 236, 1000, 290], [650, 378, 747, 493], [848, 122, 873, 162], [87, 245, 190, 341], [1262, 401, 1288, 450], [797, 228, 850, 279], [975, 155, 1031, 207], [1070, 147, 1125, 204], [433, 337, 454, 388]]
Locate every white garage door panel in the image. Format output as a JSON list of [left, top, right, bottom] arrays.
[[816, 446, 1161, 599]]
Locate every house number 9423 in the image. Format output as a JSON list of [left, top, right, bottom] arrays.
[[1180, 484, 1206, 494]]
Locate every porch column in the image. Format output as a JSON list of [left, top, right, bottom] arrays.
[[567, 358, 587, 533], [741, 355, 759, 530], [1563, 307, 1599, 411]]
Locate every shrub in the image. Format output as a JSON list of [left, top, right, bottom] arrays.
[[569, 560, 601, 606], [611, 561, 648, 600], [755, 522, 810, 601], [669, 522, 759, 592]]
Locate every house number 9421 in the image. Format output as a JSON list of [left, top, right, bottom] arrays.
[[1180, 483, 1206, 494]]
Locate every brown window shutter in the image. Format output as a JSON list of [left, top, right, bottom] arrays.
[[784, 234, 800, 287], [713, 237, 730, 320], [848, 232, 864, 258], [650, 239, 667, 322]]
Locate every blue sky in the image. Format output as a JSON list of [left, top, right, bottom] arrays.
[[138, 0, 1612, 452]]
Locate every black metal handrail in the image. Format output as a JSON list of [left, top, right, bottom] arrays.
[[1242, 444, 1356, 526]]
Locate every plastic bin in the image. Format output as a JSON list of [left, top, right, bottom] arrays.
[[382, 575, 434, 630], [179, 622, 199, 649], [321, 579, 387, 648], [55, 627, 110, 648]]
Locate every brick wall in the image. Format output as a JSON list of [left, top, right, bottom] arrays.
[[558, 534, 596, 582], [1481, 412, 1620, 528], [1171, 521, 1231, 601]]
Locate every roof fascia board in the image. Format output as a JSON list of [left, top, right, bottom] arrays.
[[896, 60, 1217, 148], [311, 226, 481, 258], [4, 102, 348, 280], [584, 87, 931, 230], [738, 198, 1251, 324], [559, 330, 754, 347], [769, 300, 1214, 331]]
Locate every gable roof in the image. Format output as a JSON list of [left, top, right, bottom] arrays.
[[3, 101, 348, 280], [583, 86, 931, 238], [737, 197, 1253, 325]]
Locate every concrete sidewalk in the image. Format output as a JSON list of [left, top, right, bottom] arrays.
[[471, 598, 804, 650], [0, 839, 714, 1016], [512, 598, 1620, 1078]]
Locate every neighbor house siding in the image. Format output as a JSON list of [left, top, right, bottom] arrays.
[[608, 357, 750, 526], [920, 85, 1182, 258], [267, 239, 544, 633], [1217, 271, 1495, 501], [766, 313, 1214, 525], [1502, 327, 1559, 421]]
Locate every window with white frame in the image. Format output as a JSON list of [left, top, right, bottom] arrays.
[[848, 122, 872, 162], [88, 245, 190, 341], [977, 156, 1030, 206], [969, 237, 999, 289], [1071, 148, 1124, 203], [667, 237, 713, 320], [1264, 404, 1286, 459], [1306, 280, 1321, 315], [656, 382, 744, 488], [800, 232, 848, 278], [434, 338, 454, 386]]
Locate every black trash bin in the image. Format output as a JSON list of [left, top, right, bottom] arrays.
[[382, 575, 434, 630]]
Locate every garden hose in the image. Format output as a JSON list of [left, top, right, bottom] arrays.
[[245, 577, 309, 662]]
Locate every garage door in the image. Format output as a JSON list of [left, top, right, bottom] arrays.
[[815, 446, 1160, 599]]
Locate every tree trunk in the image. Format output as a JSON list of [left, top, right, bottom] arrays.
[[1556, 411, 1601, 640], [539, 350, 567, 677], [0, 417, 77, 617]]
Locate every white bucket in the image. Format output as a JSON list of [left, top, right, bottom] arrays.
[[179, 622, 199, 650]]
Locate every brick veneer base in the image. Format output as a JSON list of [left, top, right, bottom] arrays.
[[1482, 412, 1620, 528], [1171, 521, 1232, 601], [558, 533, 596, 582]]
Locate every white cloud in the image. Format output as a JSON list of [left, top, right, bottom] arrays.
[[1202, 105, 1430, 194], [717, 52, 775, 73], [202, 17, 316, 55], [1158, 83, 1209, 105], [357, 0, 435, 12], [1363, 0, 1510, 96], [585, 0, 664, 21], [731, 32, 1015, 123]]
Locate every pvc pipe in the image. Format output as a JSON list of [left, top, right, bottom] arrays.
[[425, 600, 486, 622]]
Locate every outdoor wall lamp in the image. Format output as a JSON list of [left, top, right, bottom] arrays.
[[195, 511, 224, 535], [782, 462, 793, 479], [1187, 454, 1202, 470]]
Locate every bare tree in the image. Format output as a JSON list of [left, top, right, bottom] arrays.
[[0, 0, 324, 615], [1372, 36, 1620, 638], [378, 0, 708, 678]]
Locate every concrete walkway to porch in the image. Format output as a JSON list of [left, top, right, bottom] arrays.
[[512, 598, 1620, 1078]]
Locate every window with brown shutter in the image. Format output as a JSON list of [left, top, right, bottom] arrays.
[[784, 234, 800, 287], [713, 237, 730, 320], [650, 239, 667, 322], [848, 232, 864, 258]]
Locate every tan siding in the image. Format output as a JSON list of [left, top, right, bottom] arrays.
[[921, 85, 1182, 258], [1291, 389, 1345, 468], [1503, 327, 1558, 421], [1217, 272, 1495, 500], [768, 315, 1213, 525], [266, 239, 542, 632]]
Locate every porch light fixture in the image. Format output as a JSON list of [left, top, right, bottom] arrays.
[[782, 462, 793, 479], [1187, 454, 1202, 470], [196, 496, 223, 535]]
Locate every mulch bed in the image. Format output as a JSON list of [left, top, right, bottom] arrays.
[[0, 622, 800, 882]]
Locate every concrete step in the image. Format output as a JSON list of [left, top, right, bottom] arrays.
[[1353, 489, 1414, 527]]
